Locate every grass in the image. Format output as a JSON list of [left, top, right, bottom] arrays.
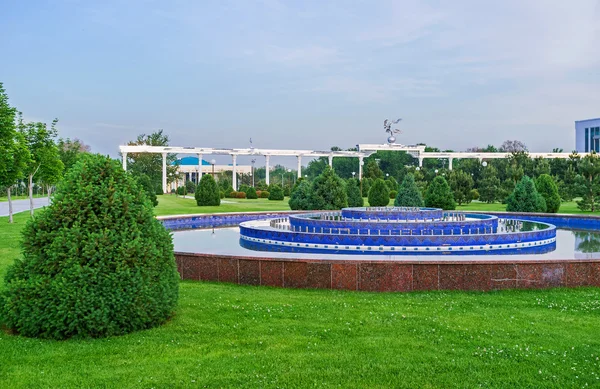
[[1, 196, 600, 388]]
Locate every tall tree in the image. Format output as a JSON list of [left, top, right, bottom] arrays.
[[57, 138, 91, 172], [18, 116, 64, 216], [0, 83, 31, 223], [448, 170, 474, 205], [126, 130, 178, 193], [478, 166, 501, 203]]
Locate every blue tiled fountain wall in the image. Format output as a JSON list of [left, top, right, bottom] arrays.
[[288, 213, 499, 235], [341, 207, 443, 220], [239, 222, 556, 248]]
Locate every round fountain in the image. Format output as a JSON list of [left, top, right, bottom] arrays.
[[239, 207, 556, 255]]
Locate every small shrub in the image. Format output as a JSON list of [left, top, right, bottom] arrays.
[[268, 184, 284, 201], [470, 189, 480, 200], [236, 191, 246, 199], [185, 180, 196, 194], [389, 190, 398, 199], [368, 178, 390, 206], [219, 190, 225, 199], [227, 191, 238, 198], [196, 174, 221, 206], [259, 190, 270, 198], [176, 186, 187, 196], [0, 154, 179, 339], [246, 187, 258, 199]]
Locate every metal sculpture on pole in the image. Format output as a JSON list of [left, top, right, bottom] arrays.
[[384, 118, 402, 144]]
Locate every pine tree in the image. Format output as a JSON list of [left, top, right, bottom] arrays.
[[368, 178, 390, 206], [246, 187, 258, 199], [394, 173, 424, 207], [536, 174, 561, 213], [478, 166, 501, 203], [506, 176, 546, 213], [424, 176, 456, 210], [195, 174, 221, 206], [346, 178, 364, 207]]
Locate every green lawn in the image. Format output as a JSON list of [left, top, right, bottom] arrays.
[[1, 197, 600, 388]]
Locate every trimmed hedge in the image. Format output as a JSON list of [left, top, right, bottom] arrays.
[[0, 154, 179, 339]]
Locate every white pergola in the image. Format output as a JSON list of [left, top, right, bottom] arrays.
[[119, 145, 373, 193], [120, 143, 586, 193]]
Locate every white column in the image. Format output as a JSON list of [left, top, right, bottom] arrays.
[[448, 158, 453, 170], [418, 157, 424, 167], [297, 155, 302, 178], [197, 153, 203, 182], [122, 152, 127, 171], [265, 155, 270, 185], [162, 152, 167, 194], [232, 155, 237, 191], [328, 155, 333, 167], [358, 156, 364, 180]]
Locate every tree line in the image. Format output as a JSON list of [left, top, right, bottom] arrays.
[[0, 83, 91, 222]]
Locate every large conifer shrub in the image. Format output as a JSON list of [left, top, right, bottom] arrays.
[[506, 176, 546, 213], [535, 174, 561, 213], [0, 154, 179, 339], [424, 176, 456, 210], [346, 178, 364, 207], [309, 166, 348, 210]]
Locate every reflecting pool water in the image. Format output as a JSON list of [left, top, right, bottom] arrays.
[[173, 227, 600, 261]]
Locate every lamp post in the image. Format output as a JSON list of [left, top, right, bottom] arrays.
[[352, 171, 356, 179], [287, 168, 292, 186], [435, 169, 439, 175], [211, 159, 216, 176], [251, 159, 256, 187]]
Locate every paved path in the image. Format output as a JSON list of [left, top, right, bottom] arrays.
[[0, 198, 50, 217]]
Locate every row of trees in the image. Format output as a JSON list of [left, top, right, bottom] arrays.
[[1, 83, 91, 222]]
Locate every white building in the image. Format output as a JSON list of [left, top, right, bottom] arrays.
[[575, 118, 600, 153]]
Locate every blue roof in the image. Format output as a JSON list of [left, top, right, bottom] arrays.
[[175, 156, 210, 166]]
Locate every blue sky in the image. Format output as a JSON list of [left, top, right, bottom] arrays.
[[1, 0, 599, 166]]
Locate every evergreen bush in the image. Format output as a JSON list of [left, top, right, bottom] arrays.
[[135, 173, 158, 207], [258, 190, 269, 198], [424, 176, 456, 210], [196, 174, 221, 206], [238, 184, 249, 194], [268, 184, 284, 201], [246, 187, 258, 199], [394, 173, 424, 207], [289, 180, 313, 210], [308, 166, 348, 210], [176, 186, 186, 196], [536, 174, 561, 213], [368, 178, 390, 207], [389, 190, 398, 199], [185, 180, 196, 194], [0, 154, 179, 339], [506, 176, 546, 213], [346, 178, 364, 207], [470, 189, 480, 200]]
